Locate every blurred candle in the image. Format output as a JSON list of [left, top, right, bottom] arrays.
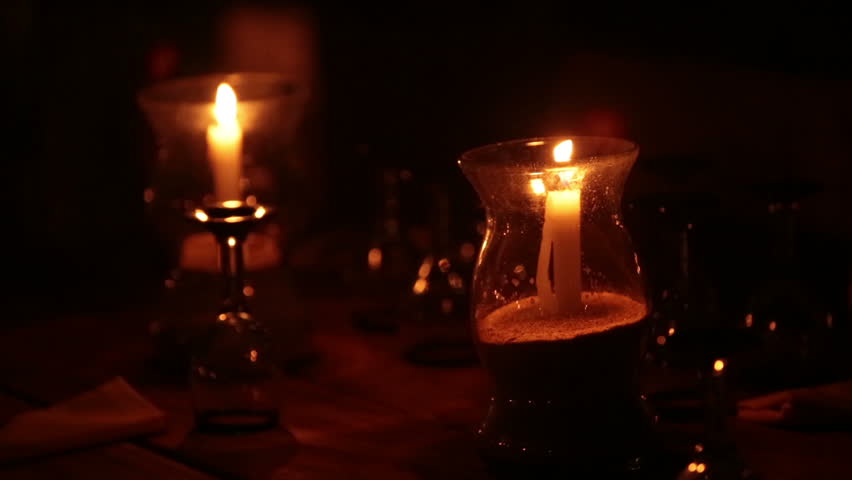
[[207, 83, 243, 201], [535, 140, 582, 315]]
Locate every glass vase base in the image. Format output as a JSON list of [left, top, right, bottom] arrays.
[[476, 396, 654, 475], [195, 409, 280, 434]]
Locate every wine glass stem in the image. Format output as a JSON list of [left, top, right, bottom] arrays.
[[218, 235, 247, 312]]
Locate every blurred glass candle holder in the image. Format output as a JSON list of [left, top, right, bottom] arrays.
[[459, 137, 651, 472], [138, 73, 307, 432]]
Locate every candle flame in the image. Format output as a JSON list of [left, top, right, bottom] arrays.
[[213, 83, 238, 127], [553, 139, 573, 163]]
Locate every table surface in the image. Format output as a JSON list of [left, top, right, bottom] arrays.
[[1, 297, 850, 480]]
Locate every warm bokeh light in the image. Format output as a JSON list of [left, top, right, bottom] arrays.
[[530, 178, 546, 195], [249, 349, 258, 362], [553, 139, 573, 163], [696, 463, 706, 474], [367, 247, 382, 271], [213, 83, 238, 127], [526, 140, 545, 146], [413, 278, 428, 295], [688, 462, 697, 472], [243, 285, 255, 297], [769, 320, 777, 332], [668, 327, 676, 336], [460, 242, 476, 261], [441, 298, 454, 313], [745, 313, 754, 327], [194, 209, 209, 222], [714, 359, 726, 372], [254, 206, 267, 219], [224, 216, 242, 223], [418, 258, 433, 278], [656, 335, 666, 346], [222, 200, 242, 208], [227, 237, 237, 247]]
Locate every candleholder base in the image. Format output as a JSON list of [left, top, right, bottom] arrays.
[[190, 310, 281, 434], [477, 393, 654, 473]]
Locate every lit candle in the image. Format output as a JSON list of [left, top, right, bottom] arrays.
[[207, 83, 243, 201], [534, 140, 583, 315]]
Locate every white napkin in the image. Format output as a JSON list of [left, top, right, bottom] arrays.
[[0, 377, 166, 463], [738, 380, 852, 428]]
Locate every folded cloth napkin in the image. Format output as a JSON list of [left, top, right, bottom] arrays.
[[0, 377, 166, 463], [738, 380, 852, 428]]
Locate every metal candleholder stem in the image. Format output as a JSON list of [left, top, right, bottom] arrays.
[[187, 201, 283, 434]]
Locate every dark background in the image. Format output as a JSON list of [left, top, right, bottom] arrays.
[[4, 2, 852, 317]]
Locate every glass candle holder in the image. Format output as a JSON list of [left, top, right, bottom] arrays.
[[138, 73, 307, 433], [459, 137, 650, 472]]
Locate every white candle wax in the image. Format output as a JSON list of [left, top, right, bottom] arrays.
[[535, 140, 583, 316], [206, 83, 243, 201]]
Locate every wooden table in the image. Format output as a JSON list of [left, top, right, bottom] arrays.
[[1, 298, 850, 479]]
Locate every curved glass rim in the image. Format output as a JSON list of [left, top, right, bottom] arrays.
[[137, 72, 298, 107], [458, 136, 639, 171]]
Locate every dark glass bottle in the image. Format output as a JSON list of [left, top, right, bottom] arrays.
[[352, 168, 417, 332], [402, 184, 477, 366], [738, 183, 828, 390]]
